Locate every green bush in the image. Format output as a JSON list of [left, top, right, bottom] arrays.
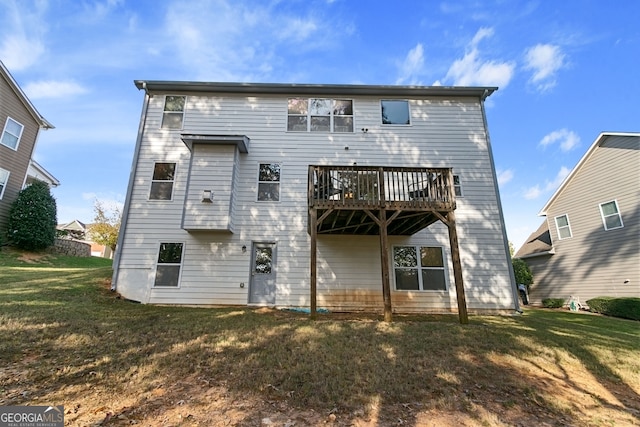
[[7, 181, 57, 251], [586, 297, 640, 321], [512, 258, 533, 289], [542, 298, 565, 309]]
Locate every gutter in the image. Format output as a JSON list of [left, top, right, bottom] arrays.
[[111, 83, 150, 291]]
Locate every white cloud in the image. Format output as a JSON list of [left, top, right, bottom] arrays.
[[524, 44, 566, 92], [539, 129, 580, 152], [497, 168, 514, 186], [523, 166, 571, 200], [396, 43, 425, 85], [0, 1, 48, 71], [443, 27, 515, 88], [23, 80, 88, 99]]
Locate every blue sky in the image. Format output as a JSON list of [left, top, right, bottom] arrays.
[[1, 0, 638, 250]]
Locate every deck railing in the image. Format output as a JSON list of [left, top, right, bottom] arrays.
[[308, 165, 455, 210]]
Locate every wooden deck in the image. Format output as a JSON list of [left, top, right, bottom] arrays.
[[308, 165, 457, 235]]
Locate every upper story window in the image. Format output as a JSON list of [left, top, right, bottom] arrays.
[[453, 175, 463, 197], [599, 200, 623, 230], [149, 162, 176, 200], [257, 163, 280, 201], [161, 96, 186, 129], [393, 246, 446, 291], [154, 242, 184, 287], [554, 214, 572, 240], [1, 117, 24, 150], [287, 98, 353, 133], [381, 100, 410, 125], [0, 167, 9, 199]]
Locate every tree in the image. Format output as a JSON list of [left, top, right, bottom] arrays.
[[89, 200, 121, 251], [512, 258, 533, 288], [7, 181, 57, 251]]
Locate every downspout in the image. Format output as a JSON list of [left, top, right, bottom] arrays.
[[111, 82, 150, 291], [480, 89, 521, 313]]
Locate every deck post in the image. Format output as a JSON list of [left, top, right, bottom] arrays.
[[310, 207, 318, 320], [379, 208, 393, 322], [446, 210, 469, 324]]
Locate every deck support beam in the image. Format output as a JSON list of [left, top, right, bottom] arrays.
[[309, 208, 318, 320], [446, 210, 468, 324]]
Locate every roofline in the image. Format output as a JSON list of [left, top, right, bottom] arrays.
[[134, 80, 497, 100], [29, 159, 61, 187], [538, 131, 640, 216], [0, 60, 54, 129], [515, 250, 555, 259]]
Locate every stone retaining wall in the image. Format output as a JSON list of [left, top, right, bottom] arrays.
[[49, 239, 91, 257]]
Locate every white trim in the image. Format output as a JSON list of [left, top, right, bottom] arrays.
[[599, 199, 624, 231], [153, 241, 185, 288], [554, 214, 572, 240], [0, 167, 10, 199], [1, 116, 24, 150]]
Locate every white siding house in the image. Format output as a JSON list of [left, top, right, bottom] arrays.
[[112, 82, 518, 318]]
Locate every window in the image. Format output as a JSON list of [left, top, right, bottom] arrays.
[[599, 200, 623, 230], [257, 163, 280, 201], [1, 117, 24, 150], [0, 167, 9, 199], [149, 162, 176, 200], [381, 100, 410, 125], [554, 214, 572, 239], [287, 98, 353, 132], [453, 175, 463, 197], [161, 95, 186, 129], [154, 243, 184, 287], [393, 246, 446, 291]]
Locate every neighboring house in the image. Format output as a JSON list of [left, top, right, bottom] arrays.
[[515, 132, 640, 305], [112, 81, 518, 318], [0, 60, 55, 236], [26, 159, 60, 188], [57, 219, 113, 258]]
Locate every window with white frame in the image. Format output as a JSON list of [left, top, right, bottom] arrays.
[[599, 200, 623, 230], [1, 117, 24, 150], [554, 214, 572, 239], [161, 95, 186, 129], [393, 246, 446, 291], [149, 162, 176, 200], [287, 98, 353, 132], [257, 163, 280, 201], [453, 175, 463, 197], [154, 243, 184, 287], [0, 167, 9, 199], [381, 100, 410, 125]]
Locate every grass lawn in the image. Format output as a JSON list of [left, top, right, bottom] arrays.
[[1, 249, 638, 426]]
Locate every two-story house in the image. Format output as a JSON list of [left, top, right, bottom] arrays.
[[0, 60, 55, 235], [515, 132, 639, 305], [111, 81, 518, 320]]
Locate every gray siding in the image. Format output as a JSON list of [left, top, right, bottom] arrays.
[[114, 92, 515, 313], [528, 135, 640, 304], [0, 75, 40, 234]]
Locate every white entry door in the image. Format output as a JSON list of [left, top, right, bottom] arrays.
[[248, 242, 276, 304]]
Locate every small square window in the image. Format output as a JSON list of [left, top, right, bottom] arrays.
[[381, 100, 410, 125], [149, 162, 176, 200], [162, 96, 186, 129], [154, 242, 184, 287], [555, 214, 572, 239], [257, 163, 280, 201], [599, 200, 623, 230], [1, 117, 24, 150], [0, 167, 10, 199]]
